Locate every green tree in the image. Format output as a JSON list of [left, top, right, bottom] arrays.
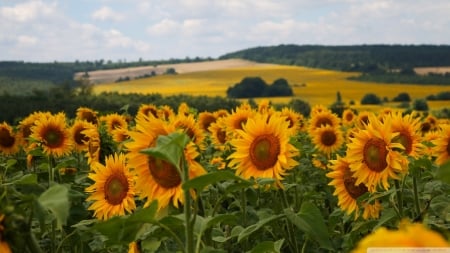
[[361, 93, 382, 105]]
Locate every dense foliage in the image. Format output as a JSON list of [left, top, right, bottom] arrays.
[[226, 77, 294, 98], [219, 44, 450, 71]]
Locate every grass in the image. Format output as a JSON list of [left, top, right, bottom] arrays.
[[93, 65, 450, 109]]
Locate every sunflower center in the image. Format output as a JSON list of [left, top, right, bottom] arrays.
[[111, 120, 122, 130], [148, 157, 182, 188], [104, 173, 129, 205], [315, 117, 332, 128], [0, 128, 15, 148], [320, 130, 337, 146], [446, 142, 450, 156], [359, 115, 369, 126], [44, 127, 64, 148], [420, 122, 431, 133], [343, 168, 368, 199], [285, 117, 295, 128], [235, 118, 248, 130], [345, 112, 354, 122], [363, 138, 388, 172], [74, 128, 89, 145], [145, 108, 158, 117], [217, 129, 227, 144], [82, 112, 98, 125], [392, 131, 412, 154], [201, 115, 216, 132], [249, 134, 281, 171]]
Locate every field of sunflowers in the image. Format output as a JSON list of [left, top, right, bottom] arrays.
[[0, 101, 449, 252]]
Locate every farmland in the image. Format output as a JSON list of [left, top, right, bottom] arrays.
[[92, 62, 450, 110]]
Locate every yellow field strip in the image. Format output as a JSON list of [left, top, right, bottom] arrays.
[[93, 65, 450, 109]]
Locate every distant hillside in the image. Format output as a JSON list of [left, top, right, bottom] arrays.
[[219, 44, 450, 72]]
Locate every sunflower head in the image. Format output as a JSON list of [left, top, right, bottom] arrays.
[[85, 153, 136, 220], [101, 113, 128, 135], [137, 104, 159, 118], [432, 124, 450, 165], [311, 125, 344, 156], [308, 110, 340, 134], [30, 113, 72, 157], [342, 109, 356, 126], [198, 111, 217, 133], [71, 120, 95, 152], [76, 107, 98, 125], [0, 122, 20, 155], [228, 113, 299, 184]]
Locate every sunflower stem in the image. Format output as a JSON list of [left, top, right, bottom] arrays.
[[182, 158, 194, 253], [412, 175, 421, 218], [280, 189, 300, 253], [394, 180, 403, 217], [25, 230, 45, 253]]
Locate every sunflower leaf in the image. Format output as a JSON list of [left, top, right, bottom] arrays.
[[93, 201, 158, 245], [140, 132, 190, 171], [436, 160, 450, 184], [249, 239, 285, 253], [37, 184, 70, 229], [284, 202, 334, 250], [237, 214, 285, 243]]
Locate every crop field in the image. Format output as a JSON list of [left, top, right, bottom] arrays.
[[93, 64, 450, 110]]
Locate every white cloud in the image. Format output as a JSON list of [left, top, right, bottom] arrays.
[[17, 35, 38, 46], [0, 1, 57, 22], [91, 6, 124, 21]]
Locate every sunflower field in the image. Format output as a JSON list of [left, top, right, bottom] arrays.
[[0, 101, 449, 253]]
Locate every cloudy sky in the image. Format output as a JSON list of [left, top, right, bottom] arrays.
[[1, 0, 449, 62]]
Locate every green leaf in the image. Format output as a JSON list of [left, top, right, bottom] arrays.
[[140, 132, 190, 171], [13, 173, 37, 185], [38, 184, 70, 228], [93, 201, 158, 245], [374, 208, 397, 230], [248, 239, 285, 253], [196, 214, 237, 237], [238, 214, 285, 243], [183, 170, 251, 191], [284, 202, 333, 250], [436, 160, 450, 184], [5, 159, 17, 169]]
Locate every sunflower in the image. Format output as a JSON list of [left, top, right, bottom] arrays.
[[178, 102, 191, 116], [85, 153, 136, 220], [71, 120, 95, 152], [257, 99, 273, 114], [18, 111, 52, 150], [208, 117, 229, 151], [346, 114, 407, 192], [172, 114, 205, 150], [308, 110, 340, 134], [423, 130, 440, 157], [351, 220, 449, 252], [101, 113, 128, 135], [355, 111, 373, 129], [342, 109, 356, 126], [137, 104, 159, 118], [311, 125, 344, 156], [82, 126, 100, 165], [225, 106, 255, 136], [279, 107, 304, 134], [76, 107, 98, 125], [384, 111, 424, 158], [30, 112, 72, 157], [228, 113, 299, 184], [420, 115, 438, 135], [213, 109, 229, 119], [0, 122, 20, 155], [198, 111, 217, 133], [432, 124, 450, 166], [158, 105, 175, 121], [111, 128, 130, 144], [326, 156, 381, 220], [128, 241, 140, 253], [125, 114, 206, 210], [310, 104, 329, 116]]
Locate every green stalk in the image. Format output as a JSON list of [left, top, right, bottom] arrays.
[[25, 231, 45, 253], [280, 190, 299, 253], [412, 175, 421, 218], [394, 180, 403, 217], [182, 158, 194, 253]]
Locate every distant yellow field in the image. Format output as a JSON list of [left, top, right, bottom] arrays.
[[93, 65, 450, 110]]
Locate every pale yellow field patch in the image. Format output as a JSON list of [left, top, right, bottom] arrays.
[[93, 64, 450, 109]]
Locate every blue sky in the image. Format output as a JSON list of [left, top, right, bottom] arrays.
[[1, 0, 449, 62]]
